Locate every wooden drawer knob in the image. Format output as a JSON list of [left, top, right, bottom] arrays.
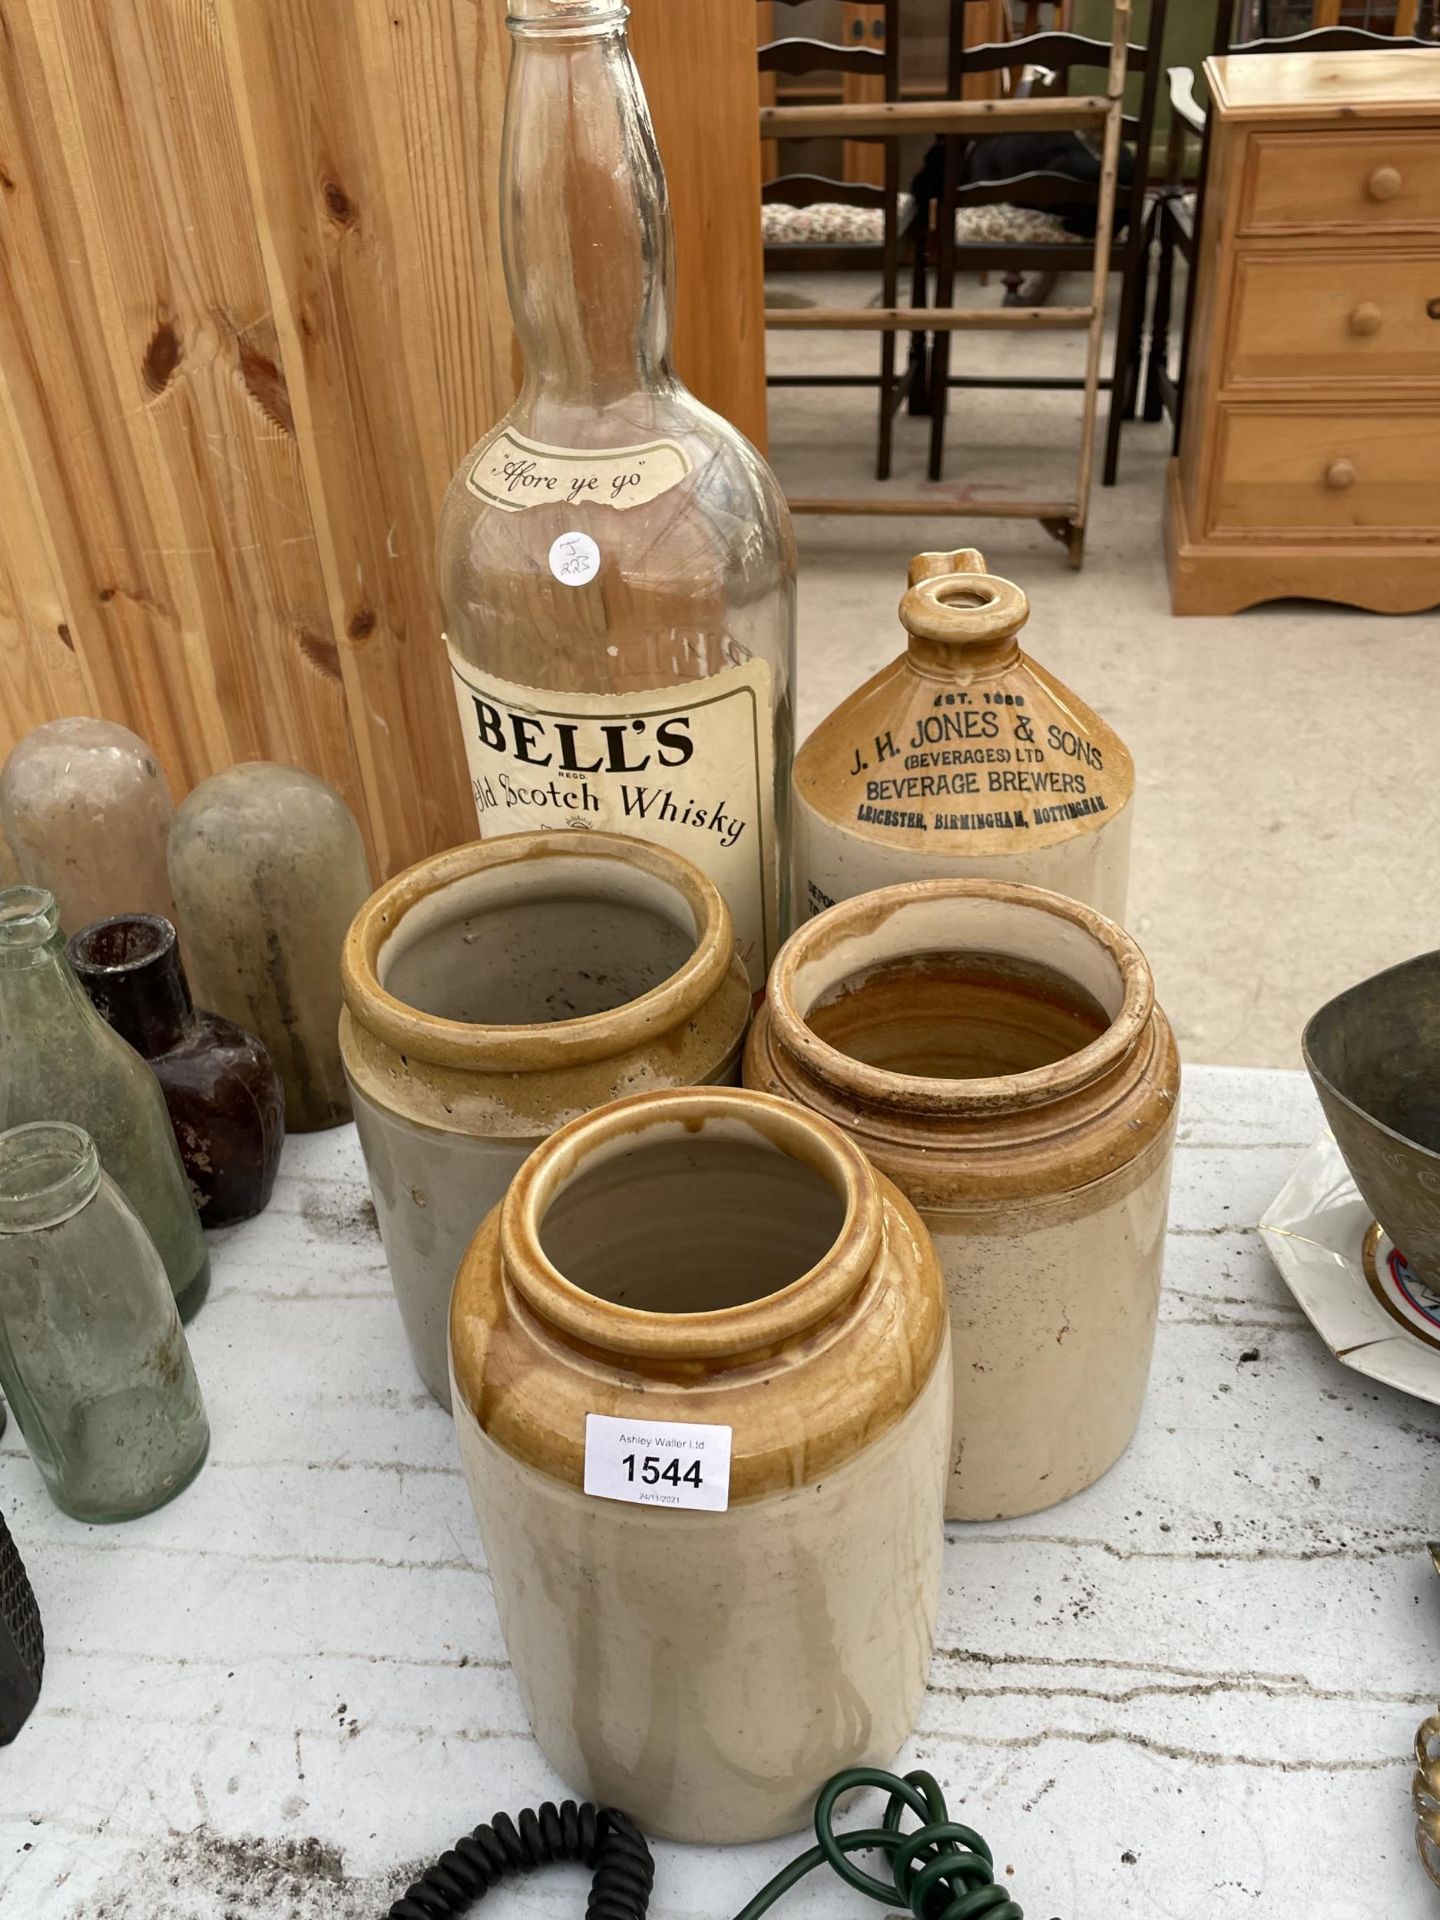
[[1349, 301, 1383, 337], [1325, 458, 1358, 492], [1367, 165, 1403, 202]]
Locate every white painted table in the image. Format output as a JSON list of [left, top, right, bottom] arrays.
[[3, 1066, 1437, 1919]]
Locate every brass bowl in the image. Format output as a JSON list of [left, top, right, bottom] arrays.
[[1304, 952, 1440, 1289]]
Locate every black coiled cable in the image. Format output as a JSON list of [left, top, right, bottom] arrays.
[[384, 1767, 1019, 1920], [386, 1799, 654, 1920]]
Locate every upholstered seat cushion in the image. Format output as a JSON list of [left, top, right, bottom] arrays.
[[761, 195, 1079, 248], [761, 193, 914, 246], [951, 202, 1078, 244]]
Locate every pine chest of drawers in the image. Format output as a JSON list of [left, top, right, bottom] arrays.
[[1166, 49, 1440, 616]]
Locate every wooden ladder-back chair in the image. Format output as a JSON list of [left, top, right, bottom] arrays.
[[759, 0, 915, 478], [1144, 1, 1437, 441], [924, 0, 1169, 492], [758, 4, 1130, 565]]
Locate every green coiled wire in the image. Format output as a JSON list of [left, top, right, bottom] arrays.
[[733, 1767, 1023, 1920], [383, 1765, 1023, 1920]]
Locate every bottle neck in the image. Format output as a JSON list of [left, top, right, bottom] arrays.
[[905, 634, 1022, 678], [68, 915, 193, 1057], [0, 1122, 101, 1233], [501, 1, 675, 405], [900, 571, 1028, 679], [0, 888, 101, 1029]]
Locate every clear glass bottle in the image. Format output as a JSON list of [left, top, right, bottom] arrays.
[[435, 0, 796, 992], [0, 717, 178, 936], [69, 914, 285, 1228], [0, 1122, 209, 1521], [0, 888, 208, 1302], [167, 763, 370, 1132]]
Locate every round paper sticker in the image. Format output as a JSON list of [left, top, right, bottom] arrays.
[[548, 531, 601, 588]]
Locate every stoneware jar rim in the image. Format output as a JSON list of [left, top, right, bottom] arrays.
[[765, 877, 1155, 1118], [499, 1085, 883, 1360], [340, 831, 735, 1073]]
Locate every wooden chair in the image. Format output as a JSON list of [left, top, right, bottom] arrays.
[[922, 0, 1169, 494], [1143, 5, 1437, 442], [759, 0, 916, 478], [758, 7, 1131, 563]]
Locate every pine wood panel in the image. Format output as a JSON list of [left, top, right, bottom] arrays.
[[0, 0, 766, 878], [1224, 250, 1440, 389]]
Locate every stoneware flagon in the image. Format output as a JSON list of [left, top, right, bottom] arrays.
[[792, 549, 1134, 924], [340, 831, 751, 1408], [746, 878, 1179, 1521], [449, 1085, 951, 1844]]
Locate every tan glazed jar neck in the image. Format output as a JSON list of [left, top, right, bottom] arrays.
[[341, 831, 734, 1077], [450, 1084, 950, 1501], [756, 880, 1172, 1180], [499, 1087, 883, 1367]]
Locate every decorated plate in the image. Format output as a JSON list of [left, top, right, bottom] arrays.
[[1261, 1134, 1440, 1407]]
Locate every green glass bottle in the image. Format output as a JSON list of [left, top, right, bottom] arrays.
[[0, 1121, 209, 1520], [0, 888, 208, 1302]]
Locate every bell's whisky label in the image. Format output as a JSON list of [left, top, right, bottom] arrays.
[[447, 644, 775, 989], [467, 429, 693, 514]]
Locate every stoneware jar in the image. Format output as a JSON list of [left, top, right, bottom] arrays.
[[746, 878, 1179, 1522], [340, 831, 751, 1408], [792, 549, 1134, 924], [450, 1085, 950, 1844]]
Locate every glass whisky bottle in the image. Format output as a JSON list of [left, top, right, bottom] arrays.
[[435, 0, 796, 990]]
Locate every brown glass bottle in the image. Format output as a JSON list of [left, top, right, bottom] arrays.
[[69, 915, 284, 1228]]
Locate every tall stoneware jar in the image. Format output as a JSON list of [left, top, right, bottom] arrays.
[[746, 879, 1179, 1522], [450, 1085, 950, 1843], [340, 832, 750, 1408]]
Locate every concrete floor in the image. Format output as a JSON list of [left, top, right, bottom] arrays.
[[770, 271, 1439, 1071]]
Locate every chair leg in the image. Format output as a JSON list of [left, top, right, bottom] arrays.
[[906, 227, 931, 416], [1121, 239, 1148, 423], [927, 133, 962, 482], [927, 329, 952, 483], [1101, 242, 1145, 488], [1144, 214, 1176, 426], [876, 331, 897, 481]]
